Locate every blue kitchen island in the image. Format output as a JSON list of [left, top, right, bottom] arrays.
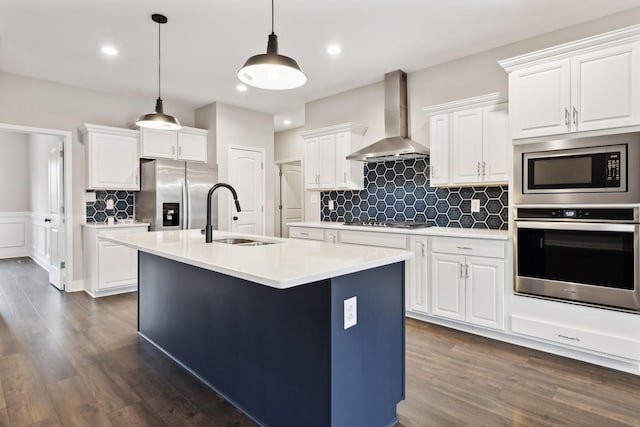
[[102, 230, 411, 427]]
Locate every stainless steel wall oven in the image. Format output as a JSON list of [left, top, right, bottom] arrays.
[[515, 207, 640, 312]]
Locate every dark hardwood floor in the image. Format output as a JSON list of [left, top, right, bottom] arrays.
[[0, 257, 639, 426]]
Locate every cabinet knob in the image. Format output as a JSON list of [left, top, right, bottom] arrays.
[[232, 216, 239, 221], [44, 218, 51, 223]]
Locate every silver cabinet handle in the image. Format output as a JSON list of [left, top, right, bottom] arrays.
[[343, 172, 347, 183], [465, 264, 469, 279], [459, 264, 464, 278], [456, 246, 473, 250], [300, 232, 309, 236], [416, 242, 425, 257], [564, 107, 570, 126], [558, 334, 581, 342], [482, 161, 486, 177], [572, 106, 578, 126], [477, 161, 480, 177], [178, 146, 182, 156], [172, 146, 176, 156]]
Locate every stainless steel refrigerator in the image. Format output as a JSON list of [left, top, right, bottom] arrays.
[[135, 159, 218, 231]]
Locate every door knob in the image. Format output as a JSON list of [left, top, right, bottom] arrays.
[[44, 218, 51, 223], [233, 216, 239, 221]]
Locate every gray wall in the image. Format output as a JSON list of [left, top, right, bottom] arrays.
[[0, 71, 196, 282], [0, 132, 30, 212]]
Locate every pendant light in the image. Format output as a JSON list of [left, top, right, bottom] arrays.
[[136, 14, 181, 130], [237, 0, 307, 90]]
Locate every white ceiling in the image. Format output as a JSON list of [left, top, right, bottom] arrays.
[[1, 0, 639, 131]]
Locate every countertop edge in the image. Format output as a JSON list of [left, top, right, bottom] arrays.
[[288, 222, 510, 240]]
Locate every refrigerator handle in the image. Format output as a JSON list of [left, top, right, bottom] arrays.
[[182, 180, 188, 230]]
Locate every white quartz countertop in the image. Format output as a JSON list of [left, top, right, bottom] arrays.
[[82, 222, 150, 229], [100, 230, 412, 289], [289, 222, 510, 240]]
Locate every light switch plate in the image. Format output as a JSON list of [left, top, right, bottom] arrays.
[[344, 296, 357, 330], [328, 200, 335, 211], [85, 192, 96, 203], [106, 198, 114, 210], [471, 199, 480, 213]]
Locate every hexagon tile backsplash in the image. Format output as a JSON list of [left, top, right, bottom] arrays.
[[86, 190, 135, 223], [321, 159, 508, 230]]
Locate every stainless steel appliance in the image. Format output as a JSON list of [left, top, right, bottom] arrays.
[[135, 159, 218, 231], [514, 132, 640, 204], [514, 207, 640, 312], [343, 220, 432, 229]]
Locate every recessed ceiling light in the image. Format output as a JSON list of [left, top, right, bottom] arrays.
[[283, 119, 292, 125], [327, 44, 342, 56], [236, 84, 248, 92], [101, 46, 118, 56]]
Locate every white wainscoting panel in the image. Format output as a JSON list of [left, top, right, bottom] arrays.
[[0, 212, 31, 258], [30, 213, 50, 270]]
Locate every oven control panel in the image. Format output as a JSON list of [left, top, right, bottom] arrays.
[[516, 207, 636, 222]]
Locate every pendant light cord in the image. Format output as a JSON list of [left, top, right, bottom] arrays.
[[157, 19, 162, 99], [271, 0, 274, 34]]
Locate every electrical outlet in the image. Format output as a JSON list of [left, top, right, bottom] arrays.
[[106, 198, 115, 210], [471, 199, 480, 213], [344, 296, 357, 329], [328, 200, 335, 211]]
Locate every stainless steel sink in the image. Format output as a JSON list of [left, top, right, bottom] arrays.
[[212, 238, 276, 246]]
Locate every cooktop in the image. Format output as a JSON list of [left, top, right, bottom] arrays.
[[343, 220, 432, 229]]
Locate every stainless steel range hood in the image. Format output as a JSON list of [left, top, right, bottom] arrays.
[[346, 70, 429, 162]]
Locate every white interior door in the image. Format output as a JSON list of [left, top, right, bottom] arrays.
[[48, 145, 64, 290], [280, 163, 303, 238], [229, 147, 265, 235]]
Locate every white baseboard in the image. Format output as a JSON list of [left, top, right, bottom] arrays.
[[30, 252, 49, 271], [84, 284, 137, 298], [66, 279, 84, 292]]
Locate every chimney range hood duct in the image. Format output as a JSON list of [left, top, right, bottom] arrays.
[[346, 70, 430, 162]]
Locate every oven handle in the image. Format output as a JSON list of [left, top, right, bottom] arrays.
[[515, 220, 637, 233]]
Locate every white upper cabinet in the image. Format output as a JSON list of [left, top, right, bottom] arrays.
[[501, 25, 640, 139], [424, 94, 509, 187], [301, 123, 367, 191], [140, 127, 208, 162], [80, 124, 140, 191], [428, 114, 450, 186]]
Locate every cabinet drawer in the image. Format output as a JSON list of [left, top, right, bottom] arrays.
[[339, 230, 407, 249], [432, 237, 504, 258], [289, 227, 325, 241], [511, 315, 640, 361], [96, 226, 148, 237]]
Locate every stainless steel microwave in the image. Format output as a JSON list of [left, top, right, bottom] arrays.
[[514, 133, 640, 204]]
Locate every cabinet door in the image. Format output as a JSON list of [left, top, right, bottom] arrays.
[[482, 103, 510, 183], [177, 131, 207, 162], [89, 132, 139, 190], [465, 256, 504, 330], [317, 135, 336, 189], [510, 59, 571, 138], [571, 42, 640, 132], [407, 237, 429, 314], [431, 253, 465, 321], [304, 138, 320, 189], [334, 132, 349, 188], [140, 128, 178, 160], [452, 108, 483, 185], [97, 241, 138, 290], [429, 114, 450, 186]]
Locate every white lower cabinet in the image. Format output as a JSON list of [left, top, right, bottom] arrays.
[[407, 236, 429, 314], [431, 237, 505, 330], [511, 296, 640, 362], [83, 224, 148, 297]]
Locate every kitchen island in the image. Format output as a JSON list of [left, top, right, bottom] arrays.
[[102, 229, 412, 427]]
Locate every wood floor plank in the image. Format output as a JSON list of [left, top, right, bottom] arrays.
[[1, 257, 639, 426]]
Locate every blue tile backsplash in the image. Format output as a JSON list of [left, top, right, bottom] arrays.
[[321, 159, 508, 230], [86, 190, 135, 223]]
